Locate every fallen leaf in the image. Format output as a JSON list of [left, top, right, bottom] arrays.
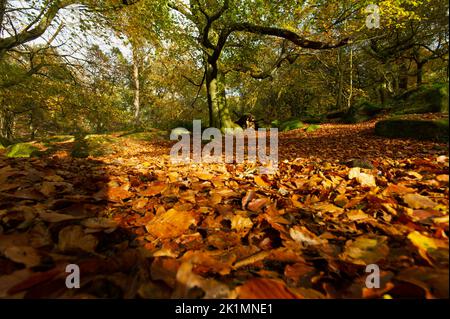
[[107, 186, 133, 202], [340, 235, 389, 265], [81, 217, 118, 232], [38, 211, 84, 223], [349, 167, 376, 187], [58, 225, 98, 253], [254, 176, 270, 188], [173, 262, 230, 298], [236, 278, 299, 299], [247, 198, 269, 212], [196, 172, 214, 181], [289, 226, 327, 246], [230, 214, 253, 234], [396, 266, 449, 298], [403, 194, 438, 209], [140, 181, 167, 197], [145, 209, 197, 239], [4, 246, 41, 267]]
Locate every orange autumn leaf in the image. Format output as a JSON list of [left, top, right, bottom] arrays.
[[237, 278, 299, 299], [140, 181, 167, 197], [145, 209, 197, 239]]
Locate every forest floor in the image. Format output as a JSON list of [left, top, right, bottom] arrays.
[[0, 120, 448, 299]]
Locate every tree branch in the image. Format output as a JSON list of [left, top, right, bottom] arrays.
[[211, 22, 349, 62]]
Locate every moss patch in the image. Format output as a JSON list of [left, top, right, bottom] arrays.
[[343, 100, 386, 124], [375, 118, 449, 141], [6, 143, 42, 158], [40, 135, 75, 144], [392, 83, 449, 115], [121, 130, 167, 142], [71, 134, 119, 158], [305, 124, 320, 133], [273, 119, 305, 131]]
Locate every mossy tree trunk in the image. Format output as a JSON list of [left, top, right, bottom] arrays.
[[205, 60, 239, 130]]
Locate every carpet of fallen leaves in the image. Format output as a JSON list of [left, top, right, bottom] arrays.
[[0, 121, 448, 299]]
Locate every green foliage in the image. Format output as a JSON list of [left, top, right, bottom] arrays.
[[6, 143, 41, 158], [375, 118, 449, 141]]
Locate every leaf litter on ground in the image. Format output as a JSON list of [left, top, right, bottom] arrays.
[[0, 122, 448, 299]]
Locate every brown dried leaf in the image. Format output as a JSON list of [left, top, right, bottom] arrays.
[[58, 225, 98, 253]]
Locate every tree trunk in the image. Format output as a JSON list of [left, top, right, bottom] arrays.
[[336, 48, 345, 110], [205, 63, 239, 130], [205, 61, 219, 128], [416, 62, 424, 86], [378, 85, 385, 105], [132, 50, 141, 125], [0, 0, 7, 34], [216, 71, 237, 129], [29, 113, 36, 140], [0, 108, 14, 140], [347, 46, 353, 109], [399, 61, 408, 91]]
